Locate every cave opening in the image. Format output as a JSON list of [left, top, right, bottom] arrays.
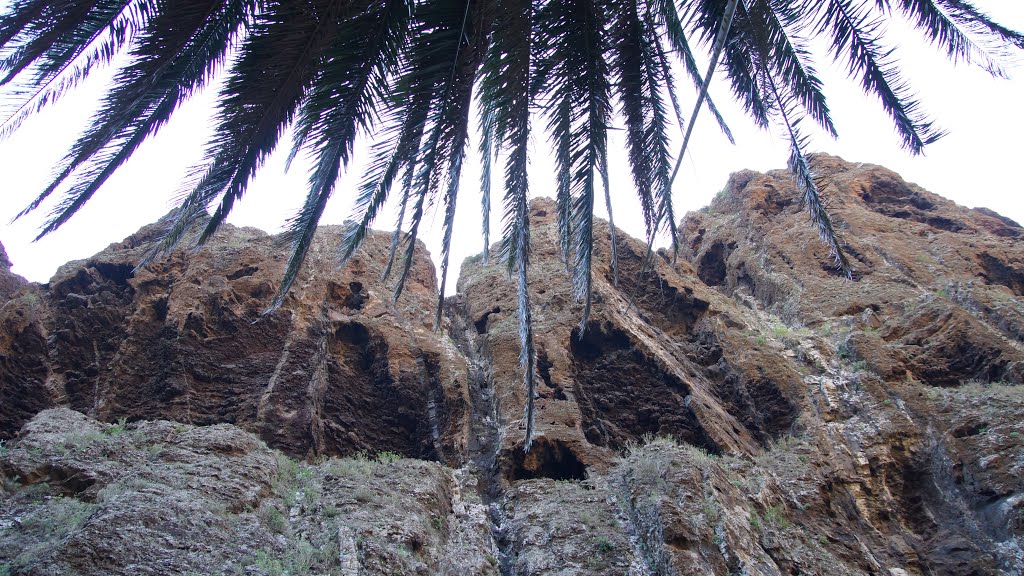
[[509, 437, 588, 481]]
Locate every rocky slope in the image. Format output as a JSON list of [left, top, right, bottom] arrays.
[[1, 155, 1022, 575]]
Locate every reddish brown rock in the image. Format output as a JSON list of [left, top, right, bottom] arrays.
[[681, 154, 1024, 385], [0, 241, 26, 301], [0, 222, 472, 464], [456, 198, 808, 481], [3, 155, 1023, 575]]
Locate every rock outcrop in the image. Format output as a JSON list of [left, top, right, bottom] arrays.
[[0, 222, 471, 465], [2, 155, 1022, 575]]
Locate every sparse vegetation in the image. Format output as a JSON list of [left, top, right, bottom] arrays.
[[62, 430, 106, 452], [259, 505, 288, 534], [762, 505, 790, 529], [701, 496, 722, 523], [836, 338, 854, 360], [271, 452, 319, 509], [375, 451, 402, 464], [353, 486, 375, 503], [771, 322, 791, 338], [5, 497, 96, 571], [749, 511, 762, 532], [97, 477, 155, 502], [103, 417, 129, 436], [595, 535, 615, 554], [326, 453, 377, 477], [253, 541, 316, 576]]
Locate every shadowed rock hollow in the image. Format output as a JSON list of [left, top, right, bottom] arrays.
[[2, 155, 1023, 575]]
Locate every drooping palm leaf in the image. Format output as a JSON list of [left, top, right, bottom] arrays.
[[535, 0, 613, 331], [480, 0, 539, 449], [739, 0, 851, 275], [270, 0, 414, 311], [34, 0, 251, 243], [815, 0, 943, 153]]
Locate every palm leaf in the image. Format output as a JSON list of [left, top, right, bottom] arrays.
[[815, 0, 943, 153], [669, 0, 738, 187]]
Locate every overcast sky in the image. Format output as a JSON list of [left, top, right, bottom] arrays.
[[2, 1, 1022, 293]]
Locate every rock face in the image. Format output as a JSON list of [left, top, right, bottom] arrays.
[[0, 242, 26, 301], [681, 155, 1024, 385], [2, 155, 1023, 575], [0, 221, 471, 465], [0, 408, 494, 575]]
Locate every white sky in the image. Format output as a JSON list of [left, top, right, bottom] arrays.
[[2, 1, 1022, 293]]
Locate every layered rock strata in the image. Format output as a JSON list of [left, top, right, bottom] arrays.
[[1, 155, 1022, 575]]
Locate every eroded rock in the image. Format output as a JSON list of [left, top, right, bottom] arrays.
[[2, 155, 1023, 575]]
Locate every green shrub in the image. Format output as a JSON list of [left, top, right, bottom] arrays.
[[353, 486, 375, 503], [762, 505, 790, 529], [103, 417, 128, 436], [375, 451, 402, 464], [259, 506, 287, 534], [594, 536, 614, 554], [327, 454, 375, 477], [771, 323, 790, 338]]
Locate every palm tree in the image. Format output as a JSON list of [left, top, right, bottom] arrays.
[[2, 0, 1022, 449]]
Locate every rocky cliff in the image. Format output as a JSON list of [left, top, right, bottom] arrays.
[[1, 155, 1022, 575]]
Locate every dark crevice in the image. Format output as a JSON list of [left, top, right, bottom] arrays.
[[570, 321, 720, 454], [474, 306, 501, 335], [226, 265, 258, 280], [318, 322, 437, 460], [697, 241, 729, 286], [978, 253, 1024, 296], [443, 296, 513, 575], [535, 347, 566, 400], [507, 437, 587, 481], [612, 243, 710, 336], [93, 262, 134, 286], [343, 281, 367, 310]]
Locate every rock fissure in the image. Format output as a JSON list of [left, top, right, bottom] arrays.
[[443, 294, 513, 575]]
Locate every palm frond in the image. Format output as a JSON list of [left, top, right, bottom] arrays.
[[269, 0, 414, 312], [183, 0, 350, 249], [478, 106, 495, 263], [754, 23, 852, 275], [935, 0, 1024, 50], [669, 0, 738, 187], [885, 0, 1009, 74], [739, 0, 835, 136], [480, 0, 538, 448], [649, 0, 734, 142], [30, 0, 250, 241], [0, 0, 149, 139], [0, 0, 143, 84], [536, 0, 612, 332], [386, 0, 492, 308], [611, 0, 677, 260], [599, 146, 618, 286], [816, 0, 943, 153]]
